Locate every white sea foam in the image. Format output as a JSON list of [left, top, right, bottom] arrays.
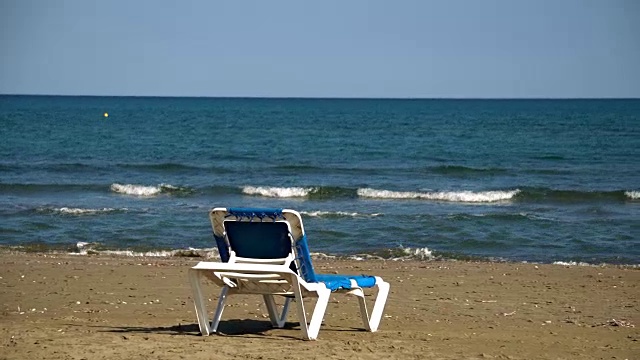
[[397, 247, 435, 260], [357, 188, 520, 203], [301, 211, 383, 217], [242, 186, 313, 197], [72, 241, 98, 255], [71, 242, 218, 258], [309, 252, 337, 260], [550, 261, 639, 267], [552, 261, 593, 266], [71, 249, 180, 257], [100, 250, 186, 257], [53, 207, 121, 215], [61, 243, 638, 266], [111, 183, 163, 196], [625, 191, 640, 199]]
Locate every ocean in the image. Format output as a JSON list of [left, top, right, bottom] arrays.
[[0, 95, 638, 264]]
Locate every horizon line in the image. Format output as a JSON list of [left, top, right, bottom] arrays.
[[1, 93, 639, 100]]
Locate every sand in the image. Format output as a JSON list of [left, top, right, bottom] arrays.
[[0, 252, 638, 360]]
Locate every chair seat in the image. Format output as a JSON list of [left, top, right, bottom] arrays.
[[315, 273, 377, 290]]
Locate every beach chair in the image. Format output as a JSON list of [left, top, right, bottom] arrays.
[[188, 207, 390, 340]]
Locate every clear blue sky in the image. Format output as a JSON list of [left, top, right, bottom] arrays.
[[1, 0, 639, 98]]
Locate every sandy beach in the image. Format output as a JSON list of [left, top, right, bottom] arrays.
[[0, 252, 637, 360]]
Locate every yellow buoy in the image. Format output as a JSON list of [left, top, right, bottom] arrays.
[[104, 112, 109, 118]]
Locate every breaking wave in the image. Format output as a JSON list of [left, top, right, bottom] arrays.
[[43, 207, 126, 215], [72, 242, 217, 257], [110, 183, 190, 196], [625, 191, 640, 200], [386, 247, 435, 261], [242, 186, 314, 197], [300, 210, 383, 218], [357, 188, 520, 203]]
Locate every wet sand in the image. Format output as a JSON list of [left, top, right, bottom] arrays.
[[1, 252, 638, 359]]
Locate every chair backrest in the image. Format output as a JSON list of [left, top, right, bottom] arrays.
[[210, 207, 318, 283], [223, 220, 293, 260]]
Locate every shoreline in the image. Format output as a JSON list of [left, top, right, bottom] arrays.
[[1, 252, 638, 359], [1, 246, 639, 268]]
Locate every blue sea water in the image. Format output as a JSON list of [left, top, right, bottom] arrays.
[[0, 95, 638, 264]]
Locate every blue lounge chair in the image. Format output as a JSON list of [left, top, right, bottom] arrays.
[[188, 207, 390, 340]]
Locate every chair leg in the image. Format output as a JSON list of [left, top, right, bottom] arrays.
[[281, 297, 292, 324], [350, 277, 391, 332], [211, 286, 229, 333], [354, 289, 371, 331], [292, 281, 331, 340], [263, 295, 290, 328], [306, 288, 331, 340], [188, 269, 212, 335], [367, 278, 390, 332], [293, 282, 310, 339]]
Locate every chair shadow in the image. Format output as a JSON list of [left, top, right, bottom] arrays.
[[97, 319, 304, 339]]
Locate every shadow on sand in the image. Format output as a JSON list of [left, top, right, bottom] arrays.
[[96, 319, 306, 339]]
